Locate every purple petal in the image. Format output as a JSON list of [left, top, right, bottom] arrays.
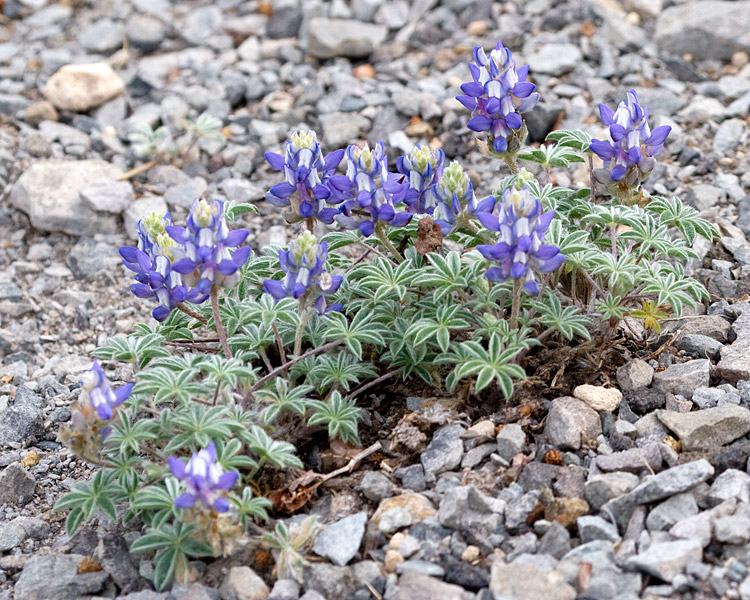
[[467, 115, 492, 132], [152, 306, 171, 321], [484, 267, 508, 282], [213, 498, 230, 513], [589, 139, 614, 159], [647, 125, 671, 146], [460, 81, 486, 97], [324, 149, 345, 170], [263, 279, 288, 300], [174, 493, 196, 509], [169, 457, 187, 479], [205, 442, 217, 462], [599, 103, 615, 126], [217, 471, 239, 490], [610, 165, 627, 181], [131, 283, 154, 299], [119, 246, 141, 263], [456, 95, 478, 110], [524, 280, 540, 294], [270, 182, 295, 198], [265, 152, 285, 171], [360, 220, 375, 237], [477, 211, 500, 231], [231, 246, 251, 267], [505, 112, 523, 130], [493, 136, 508, 153], [114, 383, 133, 405], [217, 260, 239, 276], [224, 229, 249, 247], [172, 258, 197, 274], [390, 212, 412, 227], [537, 252, 566, 273], [166, 226, 188, 244], [513, 81, 535, 98], [609, 124, 626, 142]]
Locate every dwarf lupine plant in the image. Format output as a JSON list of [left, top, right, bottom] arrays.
[[55, 36, 717, 592]]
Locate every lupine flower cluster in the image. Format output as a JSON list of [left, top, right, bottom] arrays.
[[120, 200, 250, 321], [396, 144, 445, 215], [169, 442, 239, 513], [59, 361, 133, 454], [431, 161, 494, 235], [265, 130, 352, 224], [589, 89, 671, 188], [456, 41, 539, 154], [476, 186, 565, 294], [263, 231, 343, 315], [335, 142, 412, 236]]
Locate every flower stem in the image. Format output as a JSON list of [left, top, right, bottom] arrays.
[[116, 158, 159, 181], [510, 278, 522, 329], [177, 302, 208, 324], [375, 224, 404, 264], [210, 287, 232, 359], [505, 153, 520, 175], [294, 306, 312, 357]]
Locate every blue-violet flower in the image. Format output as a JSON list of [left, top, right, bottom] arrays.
[[431, 161, 494, 235], [457, 41, 540, 154], [167, 199, 251, 290], [396, 144, 445, 214], [335, 142, 411, 236], [263, 231, 343, 315], [80, 360, 133, 421], [476, 186, 564, 293], [168, 442, 239, 513], [589, 89, 671, 185], [265, 130, 352, 224]]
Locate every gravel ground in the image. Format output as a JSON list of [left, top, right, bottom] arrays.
[[2, 0, 750, 599]]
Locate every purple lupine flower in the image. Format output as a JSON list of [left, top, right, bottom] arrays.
[[80, 360, 133, 421], [456, 41, 540, 154], [167, 199, 251, 290], [335, 142, 411, 237], [589, 89, 671, 186], [263, 231, 343, 315], [431, 161, 494, 235], [476, 186, 564, 294], [265, 130, 353, 224], [168, 442, 239, 513], [396, 145, 445, 214]]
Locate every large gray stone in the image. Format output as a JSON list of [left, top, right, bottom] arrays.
[[652, 359, 710, 399], [305, 18, 387, 59], [628, 460, 714, 504], [718, 341, 750, 382], [218, 566, 269, 600], [656, 405, 750, 451], [421, 425, 464, 474], [655, 2, 750, 61], [616, 359, 654, 391], [584, 472, 640, 511], [11, 160, 122, 236], [645, 493, 698, 532], [15, 554, 110, 600], [527, 43, 582, 76], [0, 463, 36, 505], [0, 517, 49, 551], [707, 469, 750, 506], [544, 397, 602, 450], [312, 512, 367, 566], [397, 572, 473, 600], [625, 539, 703, 583]]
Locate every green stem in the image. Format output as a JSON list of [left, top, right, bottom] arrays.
[[210, 287, 232, 359], [177, 302, 208, 324], [294, 306, 312, 357], [374, 223, 404, 264], [510, 279, 522, 329], [505, 153, 520, 175]]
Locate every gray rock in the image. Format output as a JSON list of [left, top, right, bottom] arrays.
[[625, 539, 703, 583], [669, 511, 713, 548], [577, 515, 621, 543], [397, 571, 473, 600], [218, 566, 269, 600], [360, 471, 394, 502], [299, 592, 326, 600], [95, 534, 146, 594], [305, 18, 387, 59], [718, 341, 750, 382], [645, 493, 698, 531], [15, 554, 110, 600], [652, 359, 710, 399], [0, 93, 31, 115], [0, 463, 36, 505], [461, 443, 496, 468], [0, 386, 45, 448], [594, 443, 662, 474], [656, 405, 750, 451], [544, 396, 602, 450], [0, 517, 50, 551], [667, 314, 731, 343], [0, 283, 22, 302], [79, 178, 134, 214], [319, 112, 370, 149], [164, 177, 208, 208], [421, 424, 464, 474], [692, 386, 730, 409], [396, 560, 444, 578], [126, 15, 165, 53], [490, 562, 576, 600], [714, 118, 745, 154], [496, 423, 525, 462], [11, 160, 121, 236], [220, 178, 265, 204], [675, 335, 723, 360], [268, 579, 300, 600], [527, 43, 582, 76], [537, 521, 571, 559], [312, 512, 366, 566], [715, 514, 750, 544], [585, 472, 640, 511], [438, 485, 501, 536], [182, 6, 223, 46], [616, 359, 654, 391], [304, 563, 356, 600], [67, 237, 122, 280], [685, 184, 727, 211], [77, 19, 123, 54], [628, 460, 714, 504], [655, 1, 750, 61], [707, 469, 750, 506], [267, 5, 303, 39]]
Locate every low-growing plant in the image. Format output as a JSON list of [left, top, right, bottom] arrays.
[[55, 37, 716, 590]]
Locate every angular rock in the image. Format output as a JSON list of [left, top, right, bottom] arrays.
[[79, 178, 134, 214], [303, 563, 356, 600], [421, 424, 464, 474], [676, 334, 723, 360], [218, 566, 269, 600], [656, 405, 750, 451], [496, 423, 526, 462], [11, 160, 122, 236], [44, 62, 125, 112], [655, 1, 750, 61], [438, 485, 501, 537], [577, 515, 621, 543], [616, 359, 654, 391], [645, 493, 698, 531], [628, 460, 714, 504], [15, 554, 110, 600], [594, 443, 662, 474], [574, 385, 622, 412], [707, 469, 750, 506], [527, 43, 582, 76], [625, 539, 703, 583], [312, 512, 366, 566], [305, 18, 387, 59], [371, 493, 436, 534], [67, 237, 122, 280], [490, 562, 576, 600], [397, 572, 471, 600], [652, 359, 710, 399], [0, 517, 49, 551], [544, 396, 602, 450], [718, 341, 750, 382], [360, 471, 394, 502], [585, 472, 640, 511], [0, 385, 45, 448], [715, 514, 750, 544]]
